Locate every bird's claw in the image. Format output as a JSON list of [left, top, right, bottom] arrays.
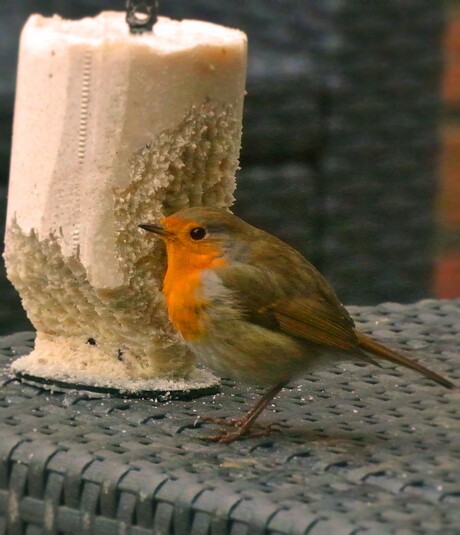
[[197, 415, 245, 427], [201, 422, 281, 444]]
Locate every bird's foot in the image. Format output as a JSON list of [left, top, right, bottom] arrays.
[[197, 415, 245, 428], [201, 422, 281, 444]]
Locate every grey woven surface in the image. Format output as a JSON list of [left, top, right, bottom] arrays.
[[0, 299, 459, 534]]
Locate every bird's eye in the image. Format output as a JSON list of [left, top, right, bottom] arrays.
[[190, 227, 207, 240]]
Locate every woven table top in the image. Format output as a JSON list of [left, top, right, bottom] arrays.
[[0, 299, 459, 534]]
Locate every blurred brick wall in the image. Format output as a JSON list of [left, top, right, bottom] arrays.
[[0, 1, 446, 322], [435, 8, 460, 297]]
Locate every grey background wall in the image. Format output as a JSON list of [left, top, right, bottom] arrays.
[[0, 0, 443, 334]]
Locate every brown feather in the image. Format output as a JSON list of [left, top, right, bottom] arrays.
[[271, 295, 358, 350], [356, 331, 455, 389]]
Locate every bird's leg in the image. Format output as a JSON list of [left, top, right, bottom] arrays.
[[202, 382, 287, 443]]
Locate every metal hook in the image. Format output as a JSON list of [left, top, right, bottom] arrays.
[[126, 1, 158, 34]]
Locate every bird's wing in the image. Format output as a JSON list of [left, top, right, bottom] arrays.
[[217, 262, 358, 351], [269, 295, 358, 350]]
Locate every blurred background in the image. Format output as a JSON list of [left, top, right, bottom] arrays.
[[0, 0, 459, 336]]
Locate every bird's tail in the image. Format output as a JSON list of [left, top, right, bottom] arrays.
[[356, 331, 455, 389]]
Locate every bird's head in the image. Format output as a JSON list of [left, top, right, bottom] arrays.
[[139, 207, 254, 266]]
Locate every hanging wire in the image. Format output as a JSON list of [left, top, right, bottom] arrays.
[[126, 1, 158, 34]]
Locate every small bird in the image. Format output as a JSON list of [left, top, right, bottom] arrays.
[[140, 207, 455, 443]]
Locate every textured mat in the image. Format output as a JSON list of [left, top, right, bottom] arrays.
[[0, 299, 459, 534]]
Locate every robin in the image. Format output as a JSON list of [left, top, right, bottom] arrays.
[[139, 207, 455, 443]]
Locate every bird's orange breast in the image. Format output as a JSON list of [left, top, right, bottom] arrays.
[[162, 241, 227, 341]]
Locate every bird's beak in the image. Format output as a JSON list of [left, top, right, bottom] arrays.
[[138, 223, 171, 239]]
